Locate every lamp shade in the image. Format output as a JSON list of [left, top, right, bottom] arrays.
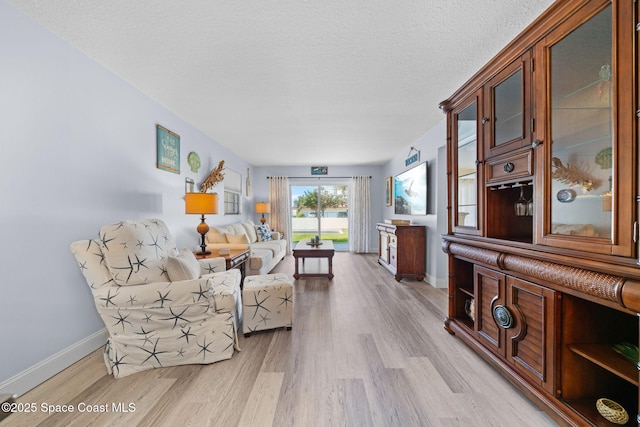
[[255, 202, 270, 214], [185, 192, 218, 214]]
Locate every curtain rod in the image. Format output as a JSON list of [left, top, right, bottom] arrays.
[[267, 176, 371, 179]]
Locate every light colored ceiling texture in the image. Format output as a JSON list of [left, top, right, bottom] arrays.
[[8, 0, 555, 166]]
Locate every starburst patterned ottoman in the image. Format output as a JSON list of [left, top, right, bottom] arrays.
[[242, 273, 293, 336]]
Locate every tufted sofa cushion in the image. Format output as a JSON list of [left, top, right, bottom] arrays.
[[225, 233, 250, 245], [242, 222, 259, 243]]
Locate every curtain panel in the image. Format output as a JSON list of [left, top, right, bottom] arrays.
[[269, 176, 292, 253], [348, 176, 371, 253]]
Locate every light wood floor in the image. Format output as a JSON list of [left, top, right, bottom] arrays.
[[3, 253, 557, 427]]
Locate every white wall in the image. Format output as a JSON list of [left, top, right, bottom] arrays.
[[0, 0, 254, 394], [382, 120, 448, 288]]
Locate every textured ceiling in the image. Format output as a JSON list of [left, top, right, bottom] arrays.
[[8, 0, 555, 166]]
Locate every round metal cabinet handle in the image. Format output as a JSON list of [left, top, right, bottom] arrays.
[[493, 305, 514, 329], [503, 162, 515, 173], [482, 117, 490, 124], [531, 139, 543, 148]]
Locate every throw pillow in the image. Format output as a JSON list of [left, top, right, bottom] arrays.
[[225, 233, 249, 244], [255, 224, 273, 241], [166, 248, 201, 281], [207, 228, 227, 243]]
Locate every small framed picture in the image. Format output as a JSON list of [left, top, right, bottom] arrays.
[[185, 177, 195, 193], [385, 176, 393, 206], [156, 124, 180, 174], [311, 166, 328, 175]]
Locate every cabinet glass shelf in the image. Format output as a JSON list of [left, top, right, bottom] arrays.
[[554, 75, 611, 104], [552, 134, 611, 151], [496, 111, 522, 124], [552, 106, 610, 110]]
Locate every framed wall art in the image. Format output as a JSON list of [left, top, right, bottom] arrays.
[[185, 177, 195, 193], [156, 125, 180, 174], [394, 162, 427, 215], [311, 166, 328, 175]]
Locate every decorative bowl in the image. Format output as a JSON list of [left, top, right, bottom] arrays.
[[556, 188, 576, 203], [596, 398, 628, 425]]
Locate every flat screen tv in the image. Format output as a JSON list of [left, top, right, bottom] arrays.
[[394, 162, 427, 215]]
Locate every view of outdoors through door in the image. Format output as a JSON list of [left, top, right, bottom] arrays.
[[291, 184, 349, 251]]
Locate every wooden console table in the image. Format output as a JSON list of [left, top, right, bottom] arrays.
[[195, 248, 250, 280], [293, 240, 335, 280]]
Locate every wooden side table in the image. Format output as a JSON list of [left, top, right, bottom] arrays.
[[195, 248, 250, 280]]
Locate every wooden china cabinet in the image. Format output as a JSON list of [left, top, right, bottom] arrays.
[[441, 1, 640, 425]]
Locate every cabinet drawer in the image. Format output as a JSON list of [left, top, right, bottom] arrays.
[[485, 149, 533, 185], [389, 245, 397, 267]]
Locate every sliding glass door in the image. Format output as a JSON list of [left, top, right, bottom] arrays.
[[291, 184, 349, 251]]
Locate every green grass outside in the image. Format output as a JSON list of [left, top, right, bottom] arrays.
[[292, 231, 348, 243]]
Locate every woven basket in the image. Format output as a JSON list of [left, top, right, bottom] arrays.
[[596, 398, 628, 425]]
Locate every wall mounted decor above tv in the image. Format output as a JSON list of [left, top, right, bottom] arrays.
[[394, 162, 427, 215]]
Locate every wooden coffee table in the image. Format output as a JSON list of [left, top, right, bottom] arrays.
[[293, 240, 335, 280]]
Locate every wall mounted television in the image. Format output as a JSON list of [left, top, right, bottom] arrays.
[[394, 162, 427, 215]]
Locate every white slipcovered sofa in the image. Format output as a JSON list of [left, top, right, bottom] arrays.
[[205, 220, 287, 276], [70, 219, 242, 378]]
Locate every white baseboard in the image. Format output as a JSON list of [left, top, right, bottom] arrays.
[[434, 276, 447, 289], [423, 274, 447, 289], [0, 329, 108, 397]]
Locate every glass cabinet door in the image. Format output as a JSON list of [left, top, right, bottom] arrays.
[[550, 5, 611, 240], [536, 1, 634, 256], [494, 69, 522, 145], [485, 51, 531, 157], [452, 90, 482, 235]]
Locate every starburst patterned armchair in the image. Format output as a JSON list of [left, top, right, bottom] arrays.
[[70, 219, 242, 378]]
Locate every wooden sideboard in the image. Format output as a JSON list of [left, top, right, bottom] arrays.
[[376, 223, 425, 281]]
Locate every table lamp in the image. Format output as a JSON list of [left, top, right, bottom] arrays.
[[255, 202, 270, 225], [185, 192, 218, 255]]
